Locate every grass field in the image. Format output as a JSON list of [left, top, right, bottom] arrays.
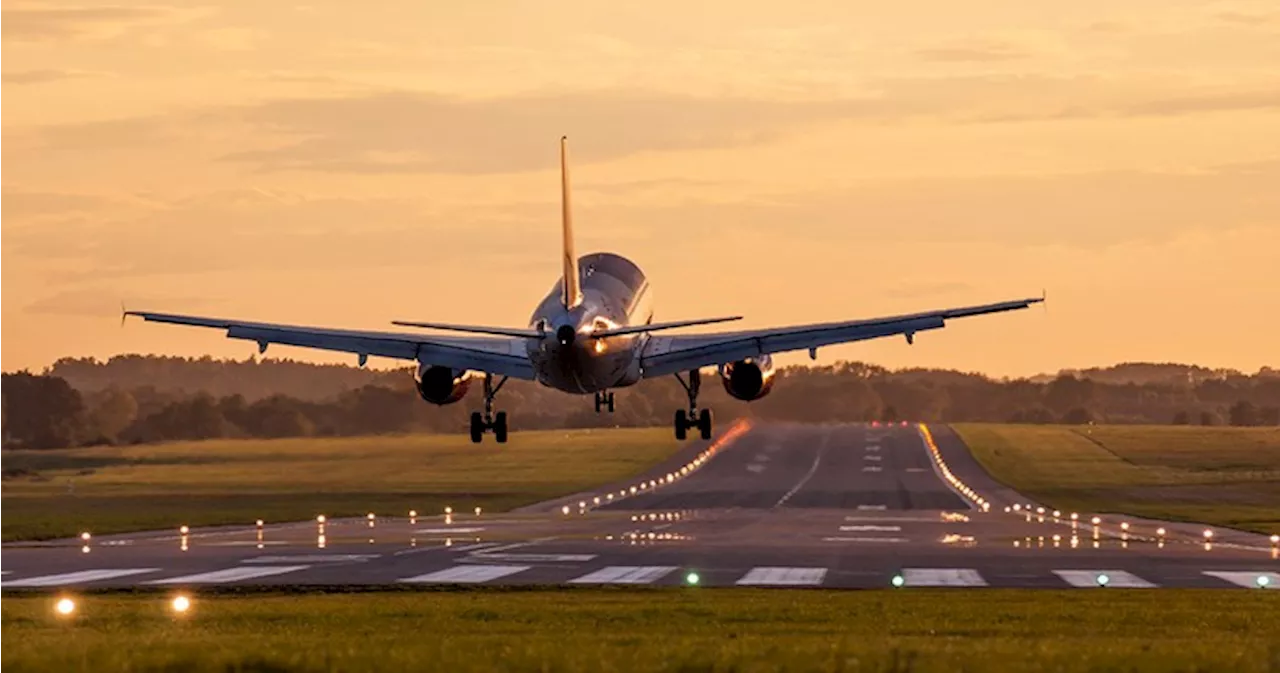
[[952, 424, 1280, 534], [0, 429, 681, 541], [2, 588, 1277, 672]]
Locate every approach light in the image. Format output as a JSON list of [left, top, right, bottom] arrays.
[[55, 597, 77, 616], [1071, 513, 1079, 521], [891, 574, 906, 588], [685, 572, 700, 585], [1258, 575, 1272, 589], [80, 532, 91, 542], [561, 505, 570, 515], [475, 507, 482, 516], [171, 595, 192, 614], [445, 506, 453, 515], [1203, 529, 1214, 539], [256, 519, 264, 527], [1120, 522, 1129, 531], [179, 525, 190, 535], [1096, 574, 1110, 587], [316, 515, 326, 524], [1091, 517, 1101, 526]]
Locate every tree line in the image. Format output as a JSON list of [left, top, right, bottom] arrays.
[[3, 356, 1278, 449]]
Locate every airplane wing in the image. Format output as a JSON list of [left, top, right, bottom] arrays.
[[639, 297, 1043, 378], [124, 311, 537, 380]]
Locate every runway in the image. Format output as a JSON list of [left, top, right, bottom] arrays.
[[3, 422, 1277, 590]]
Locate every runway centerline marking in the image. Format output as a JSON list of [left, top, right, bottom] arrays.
[[772, 429, 831, 508], [822, 536, 908, 543], [746, 463, 765, 474], [1053, 570, 1157, 588], [865, 455, 882, 462], [856, 505, 887, 511], [244, 554, 378, 564], [568, 566, 677, 584], [148, 565, 310, 585], [903, 568, 988, 587], [861, 466, 882, 472], [736, 567, 827, 586], [839, 525, 902, 532], [1203, 571, 1279, 588], [468, 553, 596, 563], [7, 568, 160, 587], [401, 565, 531, 584]]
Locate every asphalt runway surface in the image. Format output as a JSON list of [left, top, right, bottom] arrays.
[[3, 422, 1277, 591]]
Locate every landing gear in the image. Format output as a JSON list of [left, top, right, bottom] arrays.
[[470, 374, 509, 443], [594, 391, 615, 413], [673, 370, 713, 440]]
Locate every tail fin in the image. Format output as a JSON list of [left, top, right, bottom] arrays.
[[560, 136, 582, 309]]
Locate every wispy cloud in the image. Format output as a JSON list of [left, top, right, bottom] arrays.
[[2, 69, 101, 85], [1, 6, 176, 41]]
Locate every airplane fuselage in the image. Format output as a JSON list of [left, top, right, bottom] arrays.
[[526, 252, 653, 394]]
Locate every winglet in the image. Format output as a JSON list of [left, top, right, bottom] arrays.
[[120, 302, 128, 328], [560, 136, 582, 309]]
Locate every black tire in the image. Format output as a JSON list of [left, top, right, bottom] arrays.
[[494, 411, 508, 444], [607, 394, 615, 413], [594, 396, 602, 413], [698, 408, 713, 440], [674, 410, 688, 441], [469, 412, 485, 444]]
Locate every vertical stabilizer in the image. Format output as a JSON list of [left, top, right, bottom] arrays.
[[560, 136, 582, 309]]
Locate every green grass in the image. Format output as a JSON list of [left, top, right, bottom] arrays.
[[1, 429, 680, 541], [2, 588, 1278, 672], [952, 424, 1280, 534]]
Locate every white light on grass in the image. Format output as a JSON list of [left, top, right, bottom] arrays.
[[55, 597, 76, 616], [891, 574, 905, 588], [1096, 574, 1110, 587], [685, 572, 700, 585], [171, 595, 192, 614]]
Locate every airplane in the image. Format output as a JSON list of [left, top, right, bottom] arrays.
[[125, 137, 1043, 444]]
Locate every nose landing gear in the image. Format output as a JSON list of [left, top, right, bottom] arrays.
[[673, 369, 713, 440], [469, 373, 509, 443], [594, 390, 615, 413]]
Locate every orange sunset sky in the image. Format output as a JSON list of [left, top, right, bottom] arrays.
[[3, 1, 1278, 377]]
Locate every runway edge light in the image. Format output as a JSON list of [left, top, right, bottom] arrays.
[[685, 571, 700, 585]]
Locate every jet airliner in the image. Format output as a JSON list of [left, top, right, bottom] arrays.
[[126, 137, 1043, 443]]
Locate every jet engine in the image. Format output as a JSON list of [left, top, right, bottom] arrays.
[[719, 355, 776, 401], [414, 364, 472, 405]]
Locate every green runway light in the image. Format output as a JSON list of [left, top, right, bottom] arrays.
[[1096, 574, 1110, 587], [891, 574, 905, 588], [1257, 575, 1271, 588], [685, 572, 700, 585]]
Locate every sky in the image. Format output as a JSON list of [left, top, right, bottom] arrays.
[[3, 0, 1278, 378]]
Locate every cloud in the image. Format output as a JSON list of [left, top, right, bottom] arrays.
[[915, 39, 1033, 63], [1, 190, 117, 219], [1126, 89, 1280, 116], [217, 91, 894, 174], [1216, 10, 1276, 26], [2, 69, 99, 85], [1, 6, 172, 41]]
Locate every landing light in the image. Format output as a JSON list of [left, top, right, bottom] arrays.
[[55, 597, 77, 616]]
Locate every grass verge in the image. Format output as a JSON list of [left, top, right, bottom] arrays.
[[952, 424, 1280, 533], [1, 428, 680, 541], [3, 588, 1278, 673]]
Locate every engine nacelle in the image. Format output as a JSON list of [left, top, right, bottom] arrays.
[[719, 355, 776, 401], [414, 364, 472, 405]]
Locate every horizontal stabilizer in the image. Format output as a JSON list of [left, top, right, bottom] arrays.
[[592, 316, 743, 339], [390, 321, 544, 339]]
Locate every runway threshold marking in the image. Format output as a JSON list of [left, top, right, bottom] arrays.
[[401, 565, 532, 583], [1203, 571, 1279, 588], [148, 565, 311, 585], [736, 567, 827, 586], [903, 568, 988, 587], [6, 568, 160, 587], [568, 566, 678, 584], [1053, 570, 1157, 588]]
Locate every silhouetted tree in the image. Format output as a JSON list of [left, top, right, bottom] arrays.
[[1, 372, 87, 448], [1171, 411, 1191, 425], [1229, 400, 1259, 427]]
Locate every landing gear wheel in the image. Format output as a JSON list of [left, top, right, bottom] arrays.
[[494, 411, 508, 444], [607, 393, 615, 413], [595, 391, 616, 413], [674, 410, 688, 441], [469, 412, 485, 444], [698, 408, 713, 440], [673, 369, 710, 442]]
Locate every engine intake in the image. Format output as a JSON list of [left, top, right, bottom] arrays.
[[720, 355, 776, 401], [414, 365, 472, 405]]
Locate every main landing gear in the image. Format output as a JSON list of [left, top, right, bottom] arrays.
[[469, 373, 509, 444], [673, 369, 713, 441], [594, 390, 615, 413]]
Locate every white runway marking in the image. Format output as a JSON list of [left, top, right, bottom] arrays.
[[6, 568, 160, 587], [822, 536, 908, 543], [149, 565, 311, 585], [865, 445, 881, 451], [401, 565, 531, 583], [905, 468, 928, 473], [864, 455, 882, 462], [773, 431, 830, 508], [471, 553, 596, 563], [415, 527, 485, 534], [736, 567, 827, 586], [903, 568, 988, 587], [1053, 570, 1157, 588], [839, 525, 901, 532], [857, 505, 887, 511], [861, 466, 882, 472], [746, 463, 766, 474], [1203, 571, 1279, 588], [568, 566, 677, 584], [245, 554, 379, 564]]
